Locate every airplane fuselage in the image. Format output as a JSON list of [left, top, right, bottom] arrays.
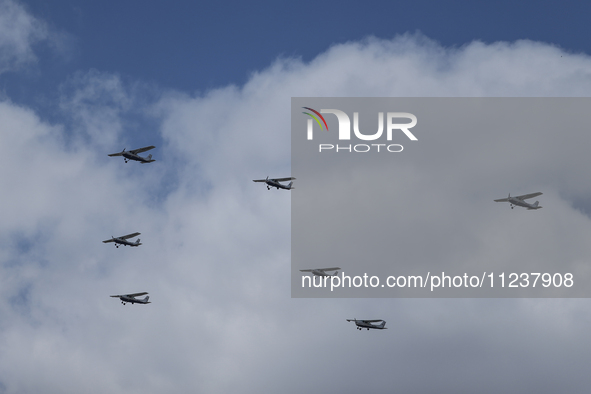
[[311, 269, 338, 277], [121, 152, 151, 163], [507, 197, 541, 210], [355, 322, 386, 330], [348, 319, 387, 330], [266, 180, 291, 190], [119, 296, 149, 304], [112, 238, 141, 247]]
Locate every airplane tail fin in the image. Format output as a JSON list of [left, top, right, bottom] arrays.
[[379, 321, 386, 328], [528, 201, 541, 210], [141, 154, 155, 163], [135, 239, 141, 245], [332, 271, 339, 276], [288, 181, 294, 189], [143, 296, 150, 303]]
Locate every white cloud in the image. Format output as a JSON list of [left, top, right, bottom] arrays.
[[0, 0, 68, 74], [2, 33, 591, 393], [58, 70, 133, 148]]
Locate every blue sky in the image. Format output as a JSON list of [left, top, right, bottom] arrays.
[[9, 0, 591, 103], [3, 1, 591, 393]]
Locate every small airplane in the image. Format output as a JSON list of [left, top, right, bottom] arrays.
[[253, 176, 295, 190], [108, 146, 156, 163], [300, 267, 341, 277], [102, 232, 142, 248], [110, 292, 150, 305], [494, 192, 543, 210], [347, 319, 387, 331]]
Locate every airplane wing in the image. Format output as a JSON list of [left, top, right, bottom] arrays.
[[102, 238, 115, 243], [119, 232, 141, 240], [299, 269, 313, 272], [272, 177, 296, 182], [108, 152, 124, 157], [318, 267, 341, 271], [516, 192, 542, 200], [126, 292, 148, 297], [110, 292, 148, 298], [130, 146, 155, 154], [252, 179, 267, 182], [494, 198, 510, 202], [362, 319, 384, 323]]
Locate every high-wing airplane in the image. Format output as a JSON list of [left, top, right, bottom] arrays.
[[347, 319, 387, 330], [102, 232, 142, 248], [110, 292, 150, 305], [253, 176, 295, 190], [300, 267, 341, 277], [108, 146, 156, 163], [494, 192, 543, 210]]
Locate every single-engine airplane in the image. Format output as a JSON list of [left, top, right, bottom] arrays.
[[300, 267, 341, 277], [494, 192, 543, 210], [103, 232, 142, 248], [347, 319, 387, 330], [110, 292, 150, 305], [253, 176, 295, 190], [108, 146, 156, 163]]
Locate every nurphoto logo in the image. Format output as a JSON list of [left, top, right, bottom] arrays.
[[302, 107, 417, 153]]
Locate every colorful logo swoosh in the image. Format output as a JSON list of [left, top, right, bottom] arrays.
[[302, 107, 328, 131]]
